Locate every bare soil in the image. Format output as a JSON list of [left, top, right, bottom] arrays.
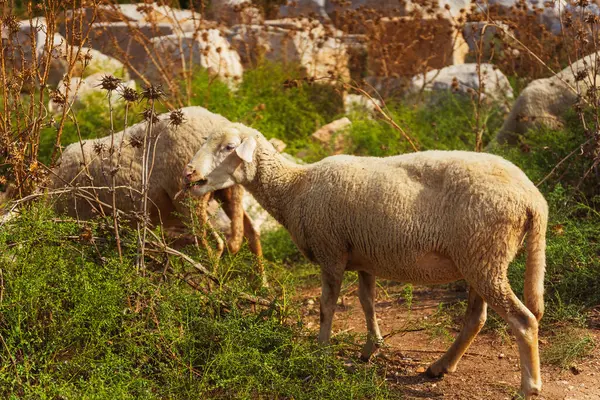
[[298, 284, 600, 400]]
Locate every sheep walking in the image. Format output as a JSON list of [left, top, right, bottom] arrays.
[[183, 124, 548, 398], [45, 107, 265, 283]]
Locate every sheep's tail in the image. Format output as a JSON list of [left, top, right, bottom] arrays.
[[524, 202, 548, 322]]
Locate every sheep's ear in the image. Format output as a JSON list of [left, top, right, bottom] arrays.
[[236, 136, 256, 163]]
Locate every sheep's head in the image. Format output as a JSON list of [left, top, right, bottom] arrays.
[[183, 124, 258, 196]]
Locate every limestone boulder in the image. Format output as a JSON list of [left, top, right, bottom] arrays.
[[496, 53, 600, 143], [268, 138, 287, 153], [483, 0, 565, 35], [229, 19, 349, 81], [61, 2, 201, 39], [462, 21, 512, 59], [328, 0, 471, 31], [311, 117, 352, 154], [149, 29, 243, 88], [410, 63, 513, 103], [344, 93, 382, 114], [3, 18, 67, 87], [59, 3, 203, 80], [85, 21, 175, 77]]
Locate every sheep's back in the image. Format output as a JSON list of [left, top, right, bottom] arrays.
[[294, 151, 546, 279]]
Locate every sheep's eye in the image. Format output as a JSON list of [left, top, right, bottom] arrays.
[[225, 143, 236, 151]]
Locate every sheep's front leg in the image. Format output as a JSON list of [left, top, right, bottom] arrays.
[[242, 211, 267, 287], [214, 186, 244, 254], [358, 271, 383, 361], [318, 269, 343, 344]]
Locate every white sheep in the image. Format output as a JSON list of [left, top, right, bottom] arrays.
[[45, 107, 264, 280], [183, 124, 548, 399]]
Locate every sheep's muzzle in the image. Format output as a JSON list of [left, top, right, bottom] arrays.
[[188, 178, 208, 187]]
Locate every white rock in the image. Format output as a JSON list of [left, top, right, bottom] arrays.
[[4, 18, 68, 87], [86, 21, 175, 75], [268, 138, 287, 152], [60, 3, 201, 54], [410, 63, 513, 103], [150, 29, 243, 88], [229, 19, 349, 81], [344, 93, 382, 114], [462, 21, 511, 57], [0, 210, 17, 226], [327, 0, 471, 23], [482, 0, 565, 35], [65, 45, 130, 79], [497, 52, 600, 143], [311, 117, 352, 154]]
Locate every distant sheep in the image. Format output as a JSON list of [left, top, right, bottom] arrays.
[[46, 107, 264, 283], [184, 124, 548, 399]]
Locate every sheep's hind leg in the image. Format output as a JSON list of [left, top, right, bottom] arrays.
[[318, 269, 344, 344], [489, 284, 541, 398], [467, 274, 541, 398], [358, 271, 383, 361], [426, 286, 487, 377]]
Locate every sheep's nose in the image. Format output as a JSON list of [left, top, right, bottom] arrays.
[[183, 164, 197, 182]]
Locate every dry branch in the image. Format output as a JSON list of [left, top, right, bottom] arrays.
[[145, 239, 276, 308]]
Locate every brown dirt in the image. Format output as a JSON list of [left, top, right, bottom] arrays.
[[298, 284, 600, 400]]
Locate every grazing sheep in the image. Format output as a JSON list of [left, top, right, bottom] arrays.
[[183, 124, 548, 398], [45, 107, 264, 282]]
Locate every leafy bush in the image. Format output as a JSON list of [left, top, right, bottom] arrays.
[[188, 63, 344, 154]]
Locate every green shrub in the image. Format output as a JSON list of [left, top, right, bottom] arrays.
[[188, 63, 344, 154], [346, 93, 505, 157]]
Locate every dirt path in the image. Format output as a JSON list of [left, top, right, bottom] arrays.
[[298, 284, 600, 399]]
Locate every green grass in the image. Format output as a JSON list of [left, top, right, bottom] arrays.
[[542, 327, 596, 369], [0, 204, 393, 399]]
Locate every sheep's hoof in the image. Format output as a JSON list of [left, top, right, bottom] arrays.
[[425, 365, 447, 379], [360, 338, 384, 362], [518, 381, 541, 399]]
